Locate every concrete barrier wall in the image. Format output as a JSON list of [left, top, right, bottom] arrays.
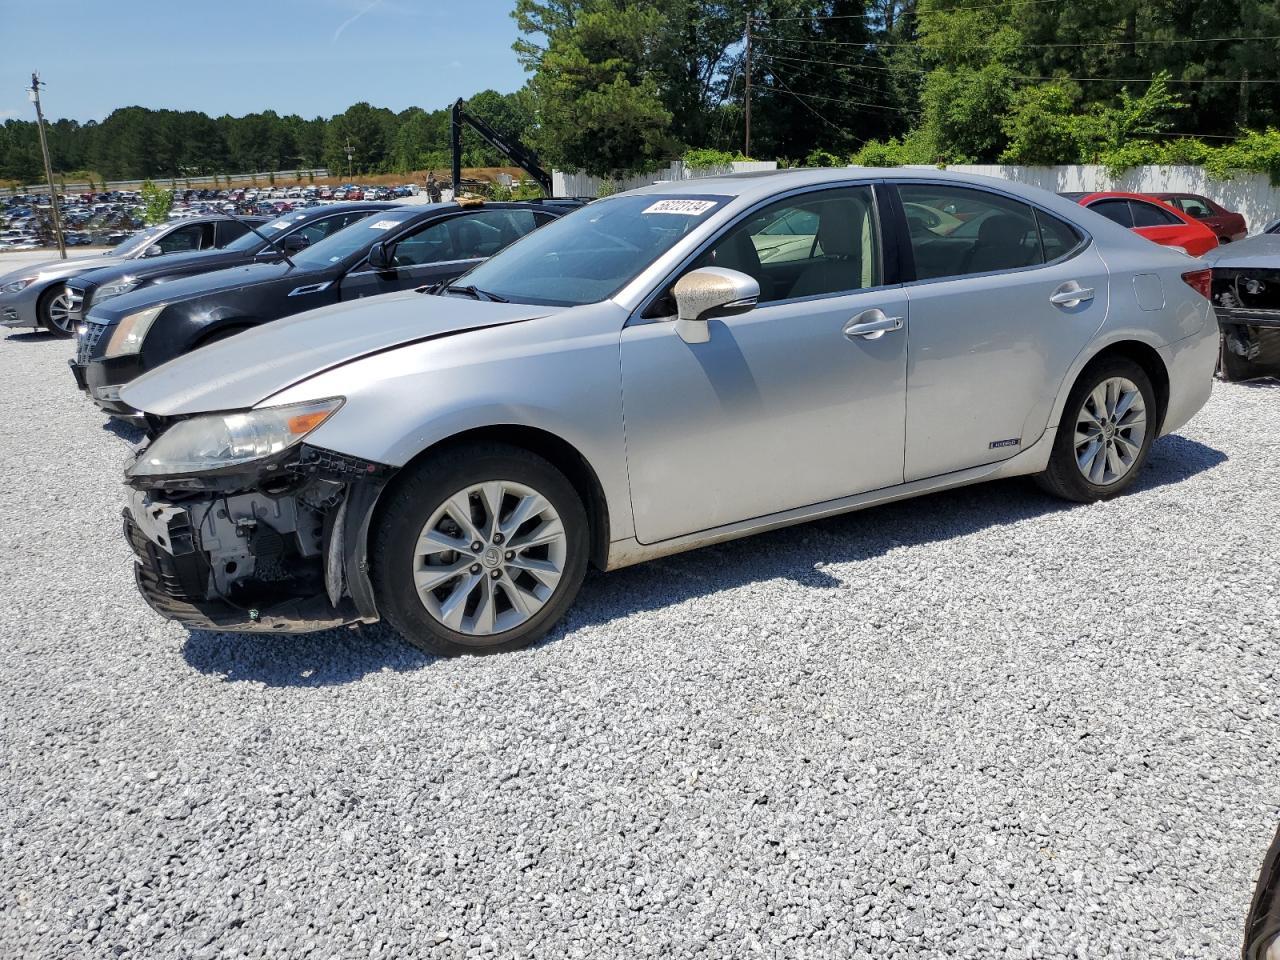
[[905, 164, 1280, 234]]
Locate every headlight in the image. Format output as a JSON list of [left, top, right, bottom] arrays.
[[1, 276, 36, 294], [95, 278, 139, 302], [128, 398, 343, 477], [103, 305, 164, 358]]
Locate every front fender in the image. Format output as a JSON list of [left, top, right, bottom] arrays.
[[266, 303, 636, 542]]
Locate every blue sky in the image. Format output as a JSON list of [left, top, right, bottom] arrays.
[[0, 0, 531, 123]]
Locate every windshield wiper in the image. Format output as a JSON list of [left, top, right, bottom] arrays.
[[222, 211, 295, 269], [439, 283, 507, 302]]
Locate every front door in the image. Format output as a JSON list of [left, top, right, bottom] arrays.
[[620, 184, 909, 545]]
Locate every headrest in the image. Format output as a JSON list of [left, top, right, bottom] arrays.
[[816, 199, 863, 257], [978, 214, 1028, 246]]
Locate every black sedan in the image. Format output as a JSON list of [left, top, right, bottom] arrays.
[[76, 200, 577, 415], [64, 202, 401, 326]]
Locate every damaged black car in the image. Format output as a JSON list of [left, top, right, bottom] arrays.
[[1206, 233, 1280, 381]]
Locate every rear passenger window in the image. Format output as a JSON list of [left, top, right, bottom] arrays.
[[1089, 199, 1134, 228], [1130, 201, 1181, 227], [899, 184, 1042, 280], [1035, 209, 1082, 262]]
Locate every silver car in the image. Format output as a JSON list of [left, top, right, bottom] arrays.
[[118, 169, 1218, 655], [0, 217, 261, 336]]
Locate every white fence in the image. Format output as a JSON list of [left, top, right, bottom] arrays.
[[905, 164, 1280, 234], [553, 160, 777, 198]]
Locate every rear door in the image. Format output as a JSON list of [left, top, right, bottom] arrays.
[[1128, 198, 1190, 248], [894, 181, 1109, 481]]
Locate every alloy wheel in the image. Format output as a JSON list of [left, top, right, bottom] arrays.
[[412, 480, 567, 637], [45, 290, 76, 334], [1073, 376, 1147, 486]]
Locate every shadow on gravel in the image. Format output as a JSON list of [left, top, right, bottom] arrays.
[[4, 330, 64, 343], [179, 434, 1225, 687], [102, 417, 146, 444]]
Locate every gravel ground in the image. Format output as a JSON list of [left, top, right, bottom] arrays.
[[2, 329, 1278, 960]]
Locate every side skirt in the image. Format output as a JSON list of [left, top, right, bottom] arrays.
[[604, 428, 1055, 571]]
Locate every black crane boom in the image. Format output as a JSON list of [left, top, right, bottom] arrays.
[[450, 98, 552, 197]]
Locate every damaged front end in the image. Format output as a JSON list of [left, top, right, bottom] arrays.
[[1212, 265, 1280, 382], [124, 438, 394, 634]]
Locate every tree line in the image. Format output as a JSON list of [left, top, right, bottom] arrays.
[[3, 0, 1278, 186], [0, 90, 533, 185]]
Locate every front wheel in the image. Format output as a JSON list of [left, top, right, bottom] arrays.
[[371, 443, 590, 656], [1036, 357, 1158, 503], [38, 285, 77, 337]]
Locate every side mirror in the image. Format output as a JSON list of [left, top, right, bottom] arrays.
[[280, 232, 310, 253], [144, 243, 164, 258], [672, 267, 760, 344], [367, 241, 393, 271]]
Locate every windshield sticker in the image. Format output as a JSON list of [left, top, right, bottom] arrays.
[[642, 199, 718, 216], [367, 219, 400, 230], [267, 220, 291, 230]]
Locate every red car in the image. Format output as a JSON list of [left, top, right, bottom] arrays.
[[1152, 192, 1248, 244], [1062, 191, 1219, 257]]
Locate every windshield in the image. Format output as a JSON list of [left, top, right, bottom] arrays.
[[289, 211, 414, 269], [110, 225, 165, 256], [456, 194, 729, 306], [223, 214, 308, 253]]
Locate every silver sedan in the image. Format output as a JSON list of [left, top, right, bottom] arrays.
[[118, 168, 1218, 655]]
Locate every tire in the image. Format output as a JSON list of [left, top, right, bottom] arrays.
[[371, 442, 590, 656], [37, 285, 76, 337], [1035, 356, 1158, 503], [195, 324, 253, 349]]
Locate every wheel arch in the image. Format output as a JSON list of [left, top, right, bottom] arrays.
[[1080, 339, 1170, 433], [368, 424, 611, 571]]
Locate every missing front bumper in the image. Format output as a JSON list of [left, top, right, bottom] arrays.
[[123, 446, 392, 634], [1213, 269, 1280, 381]]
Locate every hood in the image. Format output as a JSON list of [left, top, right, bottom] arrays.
[[86, 261, 293, 322], [0, 252, 129, 284], [71, 246, 243, 288], [1203, 234, 1280, 268], [120, 290, 561, 416]]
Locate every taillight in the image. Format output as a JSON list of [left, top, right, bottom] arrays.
[[1182, 268, 1212, 300]]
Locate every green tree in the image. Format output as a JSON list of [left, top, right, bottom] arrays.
[[140, 180, 172, 224]]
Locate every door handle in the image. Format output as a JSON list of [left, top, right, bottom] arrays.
[[843, 310, 903, 340], [1049, 283, 1094, 308]]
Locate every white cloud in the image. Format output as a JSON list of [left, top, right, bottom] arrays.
[[332, 0, 383, 43]]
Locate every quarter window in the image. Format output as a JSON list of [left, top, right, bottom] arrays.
[[899, 184, 1042, 280], [690, 186, 881, 303], [1088, 199, 1134, 228], [1035, 209, 1083, 262]]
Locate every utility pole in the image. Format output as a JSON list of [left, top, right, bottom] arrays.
[[744, 14, 752, 158], [345, 138, 354, 180], [28, 72, 65, 259]]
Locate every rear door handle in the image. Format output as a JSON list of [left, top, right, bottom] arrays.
[[843, 310, 903, 340], [1049, 283, 1095, 307]]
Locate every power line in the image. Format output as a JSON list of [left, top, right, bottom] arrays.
[[762, 50, 1280, 85], [757, 0, 1066, 20], [768, 73, 870, 144], [759, 32, 1280, 50]]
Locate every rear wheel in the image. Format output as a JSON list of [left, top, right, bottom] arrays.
[[1036, 357, 1157, 502], [37, 286, 76, 337], [371, 443, 589, 656]]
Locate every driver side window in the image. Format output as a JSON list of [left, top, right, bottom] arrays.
[[155, 223, 205, 253], [689, 187, 881, 303]]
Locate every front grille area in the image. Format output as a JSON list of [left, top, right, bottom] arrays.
[[75, 320, 108, 365]]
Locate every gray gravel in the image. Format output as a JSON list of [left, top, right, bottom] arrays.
[[2, 329, 1278, 960]]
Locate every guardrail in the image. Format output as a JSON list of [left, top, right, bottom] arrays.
[[1, 169, 332, 199]]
